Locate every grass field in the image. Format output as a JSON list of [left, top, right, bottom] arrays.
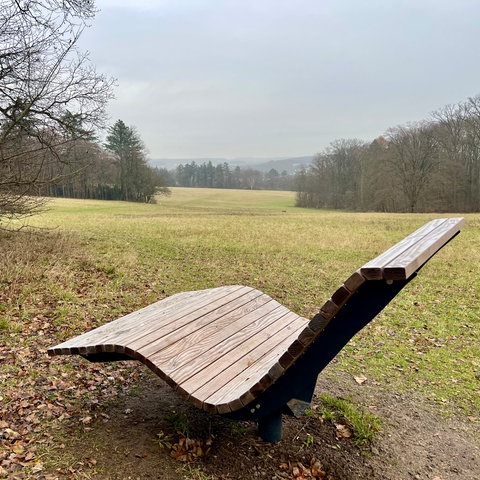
[[1, 188, 479, 476], [4, 188, 480, 412]]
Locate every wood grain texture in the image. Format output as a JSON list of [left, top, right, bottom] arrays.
[[200, 315, 307, 410], [48, 286, 241, 354], [182, 312, 306, 405], [361, 218, 464, 280], [132, 288, 268, 359], [155, 303, 294, 382]]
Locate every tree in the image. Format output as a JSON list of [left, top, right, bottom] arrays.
[[105, 120, 143, 201], [294, 139, 367, 209], [0, 0, 114, 226], [104, 120, 169, 202], [325, 139, 367, 209], [241, 168, 262, 190], [265, 168, 280, 190], [386, 123, 439, 212], [363, 136, 402, 212], [463, 96, 480, 211]]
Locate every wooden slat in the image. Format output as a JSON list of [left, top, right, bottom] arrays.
[[331, 285, 351, 308], [361, 218, 464, 280], [48, 286, 242, 355], [305, 271, 365, 338], [308, 312, 330, 333], [146, 299, 285, 377], [318, 299, 340, 319], [165, 305, 296, 384], [297, 326, 316, 346], [344, 270, 366, 291], [128, 287, 267, 357], [202, 315, 306, 409], [47, 289, 204, 354], [382, 217, 464, 279], [360, 219, 446, 280], [90, 286, 250, 354], [78, 287, 250, 355], [180, 312, 307, 403]]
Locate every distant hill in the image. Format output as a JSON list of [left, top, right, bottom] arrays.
[[246, 156, 313, 173], [149, 156, 313, 174]]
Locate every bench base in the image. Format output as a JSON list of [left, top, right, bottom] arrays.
[[258, 411, 283, 443]]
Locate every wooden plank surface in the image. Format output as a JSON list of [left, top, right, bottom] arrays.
[[361, 218, 464, 280], [48, 284, 308, 411], [178, 312, 307, 403], [360, 219, 446, 279], [200, 314, 307, 410], [382, 217, 464, 279], [47, 289, 205, 354], [90, 286, 250, 354], [146, 299, 284, 375], [49, 286, 246, 355], [128, 287, 266, 357]]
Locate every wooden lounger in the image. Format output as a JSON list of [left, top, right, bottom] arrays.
[[48, 217, 464, 442]]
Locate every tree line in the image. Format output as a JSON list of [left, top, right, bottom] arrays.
[[41, 119, 169, 203], [2, 1, 479, 227], [169, 161, 294, 191], [295, 95, 480, 212], [0, 0, 115, 225], [0, 1, 169, 230]]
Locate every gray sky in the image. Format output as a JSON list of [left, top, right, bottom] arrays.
[[80, 0, 480, 159]]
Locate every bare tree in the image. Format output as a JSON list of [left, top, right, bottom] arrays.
[[463, 96, 480, 211], [295, 139, 368, 210], [241, 168, 263, 190], [386, 122, 439, 212], [325, 139, 367, 209], [0, 0, 114, 227], [430, 103, 468, 211]]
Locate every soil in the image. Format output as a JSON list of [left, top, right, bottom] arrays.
[[48, 367, 480, 480]]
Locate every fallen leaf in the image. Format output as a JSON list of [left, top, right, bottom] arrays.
[[335, 424, 353, 439], [354, 374, 367, 385], [3, 428, 21, 440], [279, 458, 326, 479], [170, 435, 213, 462], [12, 444, 25, 455], [31, 462, 44, 473]]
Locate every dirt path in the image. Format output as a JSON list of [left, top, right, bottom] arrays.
[[315, 372, 480, 480], [47, 368, 479, 480]]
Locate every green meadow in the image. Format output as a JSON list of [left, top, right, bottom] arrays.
[[3, 188, 480, 417]]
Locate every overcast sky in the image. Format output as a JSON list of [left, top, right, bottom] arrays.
[[80, 0, 480, 159]]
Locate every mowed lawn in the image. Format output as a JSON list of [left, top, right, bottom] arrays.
[[3, 188, 480, 418]]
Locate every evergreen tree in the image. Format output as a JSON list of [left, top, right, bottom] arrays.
[[105, 120, 168, 202]]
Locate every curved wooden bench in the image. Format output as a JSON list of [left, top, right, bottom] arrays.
[[48, 217, 464, 441]]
